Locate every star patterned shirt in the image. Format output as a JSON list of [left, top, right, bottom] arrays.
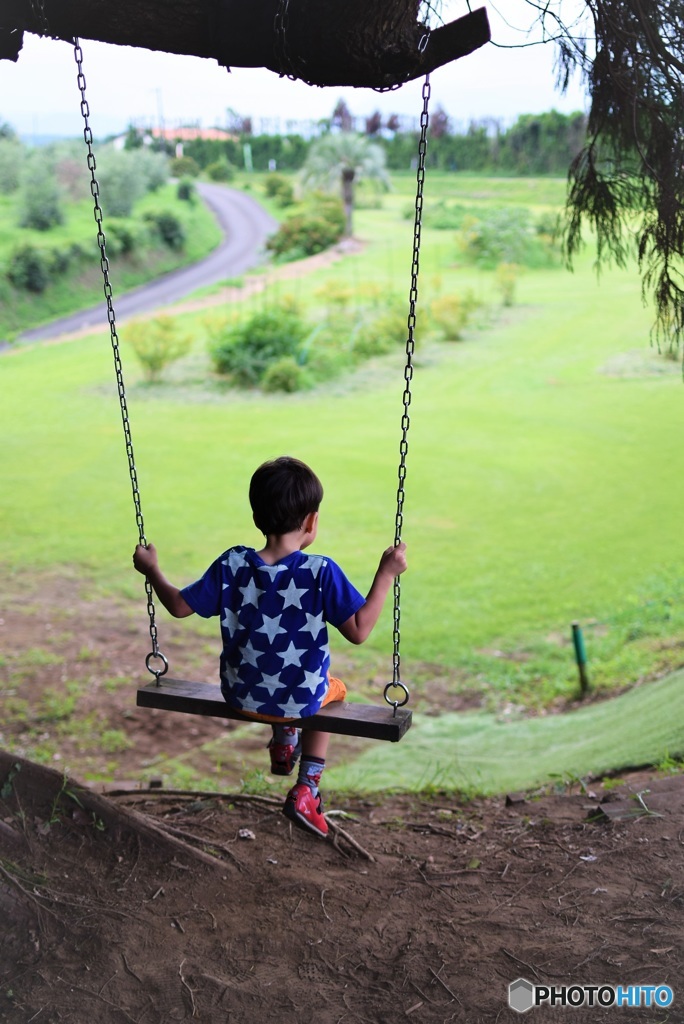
[[180, 546, 365, 718]]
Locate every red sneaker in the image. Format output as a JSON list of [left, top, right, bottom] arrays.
[[283, 783, 328, 838], [268, 735, 301, 776]]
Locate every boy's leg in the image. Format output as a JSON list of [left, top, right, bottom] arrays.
[[283, 729, 330, 838], [268, 723, 302, 776]]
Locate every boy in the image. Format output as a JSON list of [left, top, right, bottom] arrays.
[[133, 455, 407, 839]]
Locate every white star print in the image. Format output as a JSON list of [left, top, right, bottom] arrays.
[[257, 672, 286, 696], [277, 696, 308, 717], [238, 693, 269, 714], [239, 578, 263, 607], [258, 563, 288, 580], [299, 611, 325, 640], [301, 555, 327, 578], [279, 578, 308, 610], [240, 641, 262, 668], [279, 641, 306, 667], [220, 608, 240, 636], [222, 549, 248, 575], [299, 669, 323, 693], [256, 613, 287, 644]]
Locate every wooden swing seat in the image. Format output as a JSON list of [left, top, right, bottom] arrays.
[[137, 678, 411, 742]]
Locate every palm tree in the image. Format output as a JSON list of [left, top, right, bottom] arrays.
[[300, 132, 390, 237]]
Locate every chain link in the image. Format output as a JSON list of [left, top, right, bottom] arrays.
[[73, 39, 167, 685], [386, 74, 431, 713]]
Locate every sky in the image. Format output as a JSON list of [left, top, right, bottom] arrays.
[[0, 2, 589, 141]]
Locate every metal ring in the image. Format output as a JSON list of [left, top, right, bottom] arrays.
[[383, 680, 410, 710], [145, 651, 169, 685]]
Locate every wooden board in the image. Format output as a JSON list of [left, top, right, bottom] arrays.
[[137, 678, 412, 742]]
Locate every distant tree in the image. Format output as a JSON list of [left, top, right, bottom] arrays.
[[301, 132, 389, 236], [0, 138, 23, 194], [365, 111, 383, 136], [430, 105, 450, 139], [331, 99, 353, 133], [19, 157, 64, 231]]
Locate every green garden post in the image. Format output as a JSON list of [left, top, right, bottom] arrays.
[[571, 621, 590, 698]]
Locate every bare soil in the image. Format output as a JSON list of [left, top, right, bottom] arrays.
[[1, 573, 683, 1023]]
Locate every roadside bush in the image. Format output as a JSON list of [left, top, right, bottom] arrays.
[[7, 244, 51, 292], [210, 302, 307, 386], [205, 159, 235, 182], [262, 356, 310, 392], [144, 211, 185, 250], [106, 219, 141, 257], [134, 149, 169, 192], [177, 177, 196, 202], [125, 316, 193, 381], [264, 173, 295, 206], [266, 192, 345, 260], [170, 156, 200, 178]]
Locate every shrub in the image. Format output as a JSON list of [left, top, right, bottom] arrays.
[[262, 356, 309, 392], [459, 207, 552, 269], [210, 302, 307, 386], [7, 244, 51, 292], [125, 316, 192, 381], [494, 263, 520, 307], [205, 159, 235, 182], [144, 211, 185, 250], [105, 219, 140, 257], [430, 292, 479, 340], [266, 192, 345, 260], [170, 155, 200, 178], [264, 173, 295, 206], [177, 177, 196, 202], [354, 304, 408, 358]]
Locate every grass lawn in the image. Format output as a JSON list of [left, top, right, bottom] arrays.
[[2, 173, 684, 791]]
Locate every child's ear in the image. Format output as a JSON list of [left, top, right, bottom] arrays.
[[304, 511, 318, 532]]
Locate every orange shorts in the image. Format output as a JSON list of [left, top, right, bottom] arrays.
[[234, 673, 347, 724]]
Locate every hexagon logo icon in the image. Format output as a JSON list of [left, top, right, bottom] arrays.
[[509, 978, 535, 1013]]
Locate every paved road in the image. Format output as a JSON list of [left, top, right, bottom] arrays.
[[16, 183, 277, 344]]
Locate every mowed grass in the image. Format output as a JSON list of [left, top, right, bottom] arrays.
[[2, 174, 684, 723]]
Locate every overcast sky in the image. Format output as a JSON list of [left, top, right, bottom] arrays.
[[0, 2, 589, 140]]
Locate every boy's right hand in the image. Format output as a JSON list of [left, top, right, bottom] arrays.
[[133, 542, 158, 576], [378, 541, 407, 578]]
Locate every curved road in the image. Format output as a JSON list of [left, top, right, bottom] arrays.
[[16, 184, 277, 344]]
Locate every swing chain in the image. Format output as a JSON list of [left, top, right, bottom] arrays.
[[73, 40, 167, 685], [29, 0, 50, 36], [387, 74, 430, 714]]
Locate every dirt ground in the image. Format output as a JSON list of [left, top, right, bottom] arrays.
[[1, 573, 683, 1023]]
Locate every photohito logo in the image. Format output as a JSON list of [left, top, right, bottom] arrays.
[[508, 978, 674, 1013]]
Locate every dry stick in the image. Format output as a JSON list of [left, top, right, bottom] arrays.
[[0, 862, 59, 920], [121, 953, 144, 984], [428, 966, 461, 1004], [326, 818, 376, 862], [124, 808, 227, 870], [151, 818, 244, 870], [178, 959, 198, 1019], [320, 888, 332, 922], [112, 789, 283, 807]]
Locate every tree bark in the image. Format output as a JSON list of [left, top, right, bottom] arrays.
[[0, 0, 490, 89]]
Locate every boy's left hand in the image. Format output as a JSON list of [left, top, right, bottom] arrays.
[[133, 542, 158, 576]]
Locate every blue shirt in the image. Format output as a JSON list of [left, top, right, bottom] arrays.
[[180, 546, 365, 717]]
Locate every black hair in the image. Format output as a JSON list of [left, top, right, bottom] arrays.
[[249, 456, 323, 536]]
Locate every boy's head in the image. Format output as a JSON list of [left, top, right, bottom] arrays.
[[250, 456, 323, 536]]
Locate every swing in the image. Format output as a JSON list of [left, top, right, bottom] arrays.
[[73, 43, 430, 744]]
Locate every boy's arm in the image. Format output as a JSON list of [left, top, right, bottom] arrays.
[[337, 543, 407, 645], [133, 543, 195, 619]]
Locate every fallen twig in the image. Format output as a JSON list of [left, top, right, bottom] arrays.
[[326, 817, 376, 862]]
